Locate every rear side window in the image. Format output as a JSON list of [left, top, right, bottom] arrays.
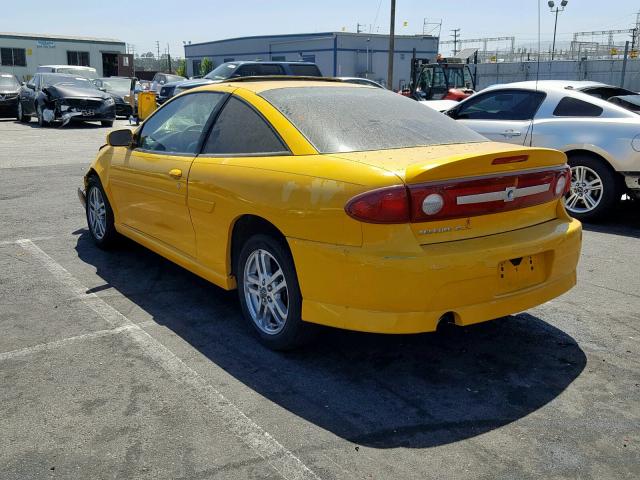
[[454, 90, 545, 121], [260, 86, 484, 154], [203, 97, 288, 155], [234, 64, 285, 77], [553, 97, 603, 117], [289, 64, 322, 76]]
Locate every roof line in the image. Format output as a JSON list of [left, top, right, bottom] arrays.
[[185, 31, 435, 48], [0, 32, 125, 44]]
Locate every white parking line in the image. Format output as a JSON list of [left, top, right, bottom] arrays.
[[14, 239, 321, 480], [0, 324, 137, 362]]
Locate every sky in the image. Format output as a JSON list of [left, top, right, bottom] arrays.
[[3, 0, 639, 58]]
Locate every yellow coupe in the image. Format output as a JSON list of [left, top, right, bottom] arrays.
[[80, 78, 582, 350]]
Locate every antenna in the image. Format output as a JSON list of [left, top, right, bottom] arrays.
[[531, 0, 541, 147]]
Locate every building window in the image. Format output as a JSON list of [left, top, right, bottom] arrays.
[[271, 56, 286, 61], [0, 48, 26, 67], [223, 57, 235, 63], [67, 51, 90, 66], [301, 54, 316, 63], [192, 59, 201, 75]]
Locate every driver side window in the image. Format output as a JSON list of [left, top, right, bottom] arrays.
[[138, 92, 225, 154], [454, 90, 545, 121]]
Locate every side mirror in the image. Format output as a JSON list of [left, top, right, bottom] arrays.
[[99, 87, 107, 92], [27, 84, 35, 91], [107, 129, 133, 147]]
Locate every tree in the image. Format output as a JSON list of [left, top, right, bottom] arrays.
[[175, 59, 187, 77], [200, 58, 213, 76]]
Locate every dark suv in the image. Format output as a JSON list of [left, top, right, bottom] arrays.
[[163, 61, 322, 102]]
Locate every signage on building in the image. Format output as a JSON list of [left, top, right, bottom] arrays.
[[36, 40, 56, 48]]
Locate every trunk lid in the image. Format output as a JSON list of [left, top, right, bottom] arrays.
[[332, 142, 568, 244]]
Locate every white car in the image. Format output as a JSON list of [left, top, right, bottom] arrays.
[[445, 80, 640, 221]]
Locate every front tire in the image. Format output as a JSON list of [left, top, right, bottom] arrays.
[[565, 155, 620, 222], [36, 104, 49, 127], [237, 234, 312, 350], [17, 102, 30, 122], [86, 176, 118, 249]]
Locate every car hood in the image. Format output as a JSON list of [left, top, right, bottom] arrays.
[[0, 88, 19, 95], [175, 78, 216, 89], [44, 85, 110, 100]]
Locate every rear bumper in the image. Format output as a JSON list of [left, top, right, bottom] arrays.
[[289, 217, 582, 334]]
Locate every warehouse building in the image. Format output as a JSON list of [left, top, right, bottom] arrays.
[[0, 32, 129, 80], [184, 32, 438, 90]]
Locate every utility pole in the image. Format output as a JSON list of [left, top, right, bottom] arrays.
[[357, 23, 365, 33], [450, 28, 460, 55], [167, 43, 172, 72], [387, 0, 396, 90], [155, 40, 161, 60]]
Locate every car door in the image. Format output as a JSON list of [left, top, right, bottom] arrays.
[[187, 95, 291, 272], [108, 91, 227, 256], [449, 89, 545, 145]]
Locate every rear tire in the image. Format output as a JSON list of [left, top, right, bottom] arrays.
[[86, 175, 118, 249], [236, 234, 314, 350], [101, 120, 114, 127], [565, 155, 620, 222]]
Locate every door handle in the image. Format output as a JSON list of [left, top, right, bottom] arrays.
[[501, 130, 521, 137], [168, 169, 182, 179]]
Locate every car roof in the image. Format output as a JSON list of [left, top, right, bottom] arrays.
[[226, 61, 318, 66], [38, 65, 96, 70], [483, 80, 609, 92], [194, 77, 362, 93]]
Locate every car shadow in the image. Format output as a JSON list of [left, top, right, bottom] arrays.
[[74, 231, 586, 449], [581, 198, 640, 239]]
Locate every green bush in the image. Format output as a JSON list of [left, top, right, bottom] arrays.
[[200, 58, 213, 76]]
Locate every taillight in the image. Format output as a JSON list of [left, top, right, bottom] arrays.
[[345, 185, 410, 224], [345, 166, 570, 224]]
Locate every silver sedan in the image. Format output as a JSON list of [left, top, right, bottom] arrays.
[[445, 80, 640, 221]]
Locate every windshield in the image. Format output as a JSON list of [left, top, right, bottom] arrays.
[[100, 78, 132, 92], [0, 75, 19, 88], [205, 63, 237, 80], [260, 86, 485, 153], [165, 74, 186, 83], [42, 75, 95, 89]]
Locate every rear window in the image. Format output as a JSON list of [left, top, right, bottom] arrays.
[[553, 97, 603, 117], [288, 64, 322, 76], [259, 86, 485, 153]]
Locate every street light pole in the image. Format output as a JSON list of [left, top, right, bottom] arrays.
[[387, 0, 396, 90], [548, 0, 568, 61]]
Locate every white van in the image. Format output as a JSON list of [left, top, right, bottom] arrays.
[[36, 65, 97, 80]]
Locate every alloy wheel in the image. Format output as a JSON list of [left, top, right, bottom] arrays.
[[88, 187, 107, 240], [243, 249, 289, 335], [565, 165, 603, 214]]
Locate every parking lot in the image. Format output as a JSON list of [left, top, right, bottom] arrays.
[[0, 117, 638, 479]]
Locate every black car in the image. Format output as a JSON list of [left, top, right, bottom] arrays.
[[94, 77, 136, 117], [17, 73, 116, 127], [0, 73, 20, 117], [166, 61, 323, 100]]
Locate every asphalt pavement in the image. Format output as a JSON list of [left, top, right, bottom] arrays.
[[0, 117, 638, 480]]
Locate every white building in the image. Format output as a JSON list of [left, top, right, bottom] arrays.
[[184, 32, 439, 90], [0, 32, 129, 80]]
